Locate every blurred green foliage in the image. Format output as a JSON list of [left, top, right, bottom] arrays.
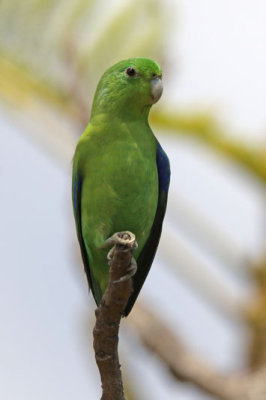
[[151, 110, 266, 183], [0, 0, 164, 114], [0, 0, 265, 183], [246, 258, 266, 369]]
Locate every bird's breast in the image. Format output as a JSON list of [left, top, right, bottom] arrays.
[[103, 140, 158, 239]]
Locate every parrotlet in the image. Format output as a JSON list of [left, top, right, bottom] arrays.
[[72, 57, 170, 316]]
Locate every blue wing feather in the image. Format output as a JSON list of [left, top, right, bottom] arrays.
[[73, 173, 81, 214], [72, 166, 96, 297], [123, 142, 170, 315], [156, 143, 170, 192]]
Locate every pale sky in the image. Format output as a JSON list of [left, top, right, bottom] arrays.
[[164, 0, 266, 142]]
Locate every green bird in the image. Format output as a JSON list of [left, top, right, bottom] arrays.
[[72, 57, 170, 316]]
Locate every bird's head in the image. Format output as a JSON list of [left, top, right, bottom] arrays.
[[91, 58, 163, 120]]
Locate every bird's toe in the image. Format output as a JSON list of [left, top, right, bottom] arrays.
[[104, 231, 137, 249], [113, 257, 138, 284]]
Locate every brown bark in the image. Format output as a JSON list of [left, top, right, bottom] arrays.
[[93, 233, 136, 400]]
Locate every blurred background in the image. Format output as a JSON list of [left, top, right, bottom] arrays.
[[0, 0, 265, 399]]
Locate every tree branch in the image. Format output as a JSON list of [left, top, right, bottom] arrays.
[[151, 110, 266, 183], [93, 232, 136, 400], [128, 303, 266, 400]]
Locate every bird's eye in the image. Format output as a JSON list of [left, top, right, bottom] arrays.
[[126, 67, 136, 77]]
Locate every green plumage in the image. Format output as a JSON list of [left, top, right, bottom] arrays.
[[72, 58, 169, 315]]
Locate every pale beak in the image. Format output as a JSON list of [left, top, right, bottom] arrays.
[[151, 77, 163, 103]]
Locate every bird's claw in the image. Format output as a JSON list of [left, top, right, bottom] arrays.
[[105, 231, 138, 265], [107, 247, 115, 263], [104, 231, 138, 249], [104, 231, 138, 280], [113, 258, 137, 284]]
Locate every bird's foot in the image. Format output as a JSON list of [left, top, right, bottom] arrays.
[[104, 231, 137, 249], [104, 231, 138, 283], [113, 257, 137, 284], [105, 231, 138, 261]]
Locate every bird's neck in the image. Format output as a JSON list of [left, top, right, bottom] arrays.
[[91, 104, 151, 123], [91, 84, 152, 123], [88, 110, 156, 147]]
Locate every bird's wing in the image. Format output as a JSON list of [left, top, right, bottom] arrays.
[[72, 162, 100, 300], [123, 142, 170, 316]]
